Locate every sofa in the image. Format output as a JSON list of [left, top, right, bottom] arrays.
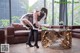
[[6, 23, 41, 44], [0, 29, 5, 44], [71, 26, 80, 38]]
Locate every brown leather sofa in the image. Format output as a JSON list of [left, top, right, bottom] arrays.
[[0, 29, 5, 44], [6, 23, 41, 44]]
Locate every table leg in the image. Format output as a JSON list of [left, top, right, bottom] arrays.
[[61, 31, 72, 49]]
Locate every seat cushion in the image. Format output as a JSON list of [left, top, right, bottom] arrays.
[[72, 29, 80, 33], [15, 30, 30, 36], [72, 33, 80, 38]]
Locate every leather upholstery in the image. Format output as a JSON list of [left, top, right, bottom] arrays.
[[6, 23, 41, 44], [0, 29, 5, 44], [72, 26, 80, 38]]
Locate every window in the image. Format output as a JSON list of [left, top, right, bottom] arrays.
[[67, 0, 72, 26], [11, 0, 28, 23], [28, 0, 44, 12], [73, 0, 80, 25], [11, 0, 44, 23], [0, 0, 10, 28], [1, 0, 79, 28], [54, 0, 60, 25], [0, 0, 44, 28], [46, 0, 52, 25], [46, 0, 60, 25]]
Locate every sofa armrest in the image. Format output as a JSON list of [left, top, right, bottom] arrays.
[[0, 29, 5, 44], [6, 26, 14, 37]]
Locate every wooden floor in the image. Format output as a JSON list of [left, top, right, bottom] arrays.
[[8, 38, 80, 53]]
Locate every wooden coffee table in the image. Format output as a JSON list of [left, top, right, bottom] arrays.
[[41, 29, 72, 49]]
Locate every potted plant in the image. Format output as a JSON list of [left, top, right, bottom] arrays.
[[59, 21, 64, 25]]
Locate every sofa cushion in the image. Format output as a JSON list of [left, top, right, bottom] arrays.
[[72, 33, 80, 38], [12, 23, 27, 30], [15, 30, 30, 36], [72, 29, 80, 33], [14, 29, 42, 36], [12, 23, 23, 28]]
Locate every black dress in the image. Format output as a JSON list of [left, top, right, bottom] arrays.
[[21, 13, 39, 48]]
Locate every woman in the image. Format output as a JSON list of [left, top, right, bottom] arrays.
[[20, 7, 48, 48]]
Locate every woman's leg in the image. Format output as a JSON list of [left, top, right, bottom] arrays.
[[26, 29, 34, 47], [34, 30, 39, 48]]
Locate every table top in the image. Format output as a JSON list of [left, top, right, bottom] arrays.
[[41, 28, 71, 32]]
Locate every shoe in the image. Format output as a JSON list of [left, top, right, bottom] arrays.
[[26, 42, 33, 47], [34, 45, 39, 48]]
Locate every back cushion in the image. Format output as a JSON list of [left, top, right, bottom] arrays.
[[12, 23, 26, 30]]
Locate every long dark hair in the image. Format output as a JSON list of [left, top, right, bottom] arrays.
[[41, 7, 47, 16], [38, 7, 48, 21]]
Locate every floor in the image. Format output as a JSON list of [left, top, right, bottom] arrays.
[[8, 38, 80, 53]]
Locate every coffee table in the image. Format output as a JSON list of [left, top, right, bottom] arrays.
[[41, 29, 72, 49]]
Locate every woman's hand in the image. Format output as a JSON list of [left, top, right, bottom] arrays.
[[34, 23, 41, 29]]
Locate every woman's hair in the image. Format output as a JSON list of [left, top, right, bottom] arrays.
[[38, 7, 48, 21], [41, 7, 48, 16]]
